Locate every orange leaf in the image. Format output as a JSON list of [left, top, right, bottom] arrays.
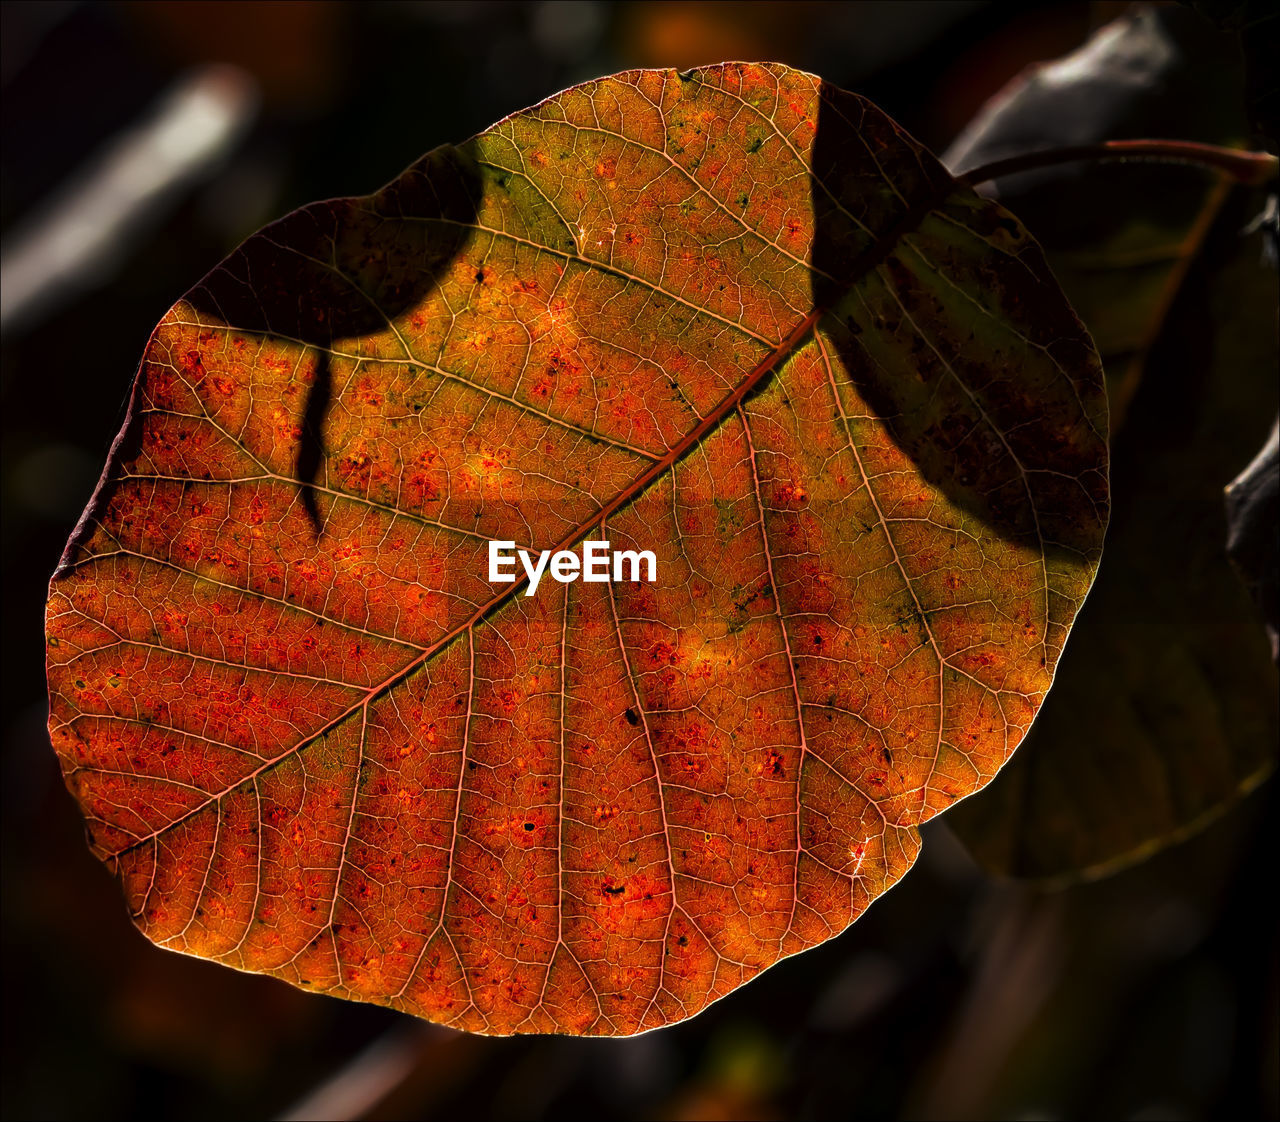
[[46, 63, 1107, 1035]]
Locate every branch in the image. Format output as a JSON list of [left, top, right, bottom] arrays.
[[956, 139, 1279, 189]]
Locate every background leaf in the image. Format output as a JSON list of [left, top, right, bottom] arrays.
[[943, 9, 1279, 881], [947, 5, 1250, 427]]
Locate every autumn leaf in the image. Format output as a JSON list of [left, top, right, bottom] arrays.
[[46, 63, 1107, 1035], [943, 12, 1279, 882]]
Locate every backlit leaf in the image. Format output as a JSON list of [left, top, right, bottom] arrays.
[[46, 63, 1107, 1035]]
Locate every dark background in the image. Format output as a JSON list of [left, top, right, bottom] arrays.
[[2, 2, 1275, 1119]]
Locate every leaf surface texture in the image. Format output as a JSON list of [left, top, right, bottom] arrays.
[[47, 63, 1107, 1034]]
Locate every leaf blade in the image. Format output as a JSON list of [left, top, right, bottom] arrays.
[[47, 63, 1107, 1034]]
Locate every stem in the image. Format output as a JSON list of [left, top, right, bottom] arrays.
[[956, 139, 1279, 189]]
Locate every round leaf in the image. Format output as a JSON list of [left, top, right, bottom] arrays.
[[47, 63, 1107, 1035]]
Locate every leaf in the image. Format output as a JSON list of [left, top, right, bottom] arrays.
[[946, 217, 1279, 883], [45, 63, 1107, 1035], [946, 5, 1251, 429], [941, 11, 1279, 883]]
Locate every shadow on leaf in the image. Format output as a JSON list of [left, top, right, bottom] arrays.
[[809, 84, 1107, 568], [185, 142, 484, 535]]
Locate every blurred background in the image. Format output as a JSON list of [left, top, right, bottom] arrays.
[[2, 2, 1276, 1119]]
